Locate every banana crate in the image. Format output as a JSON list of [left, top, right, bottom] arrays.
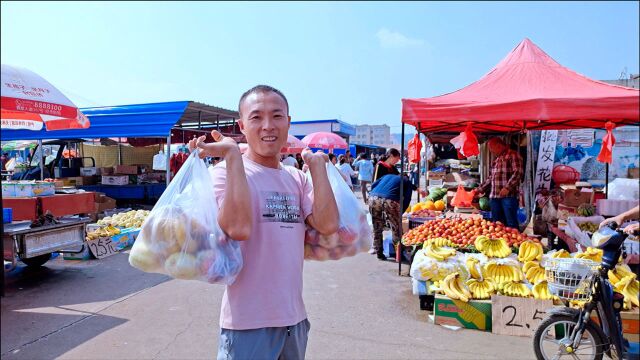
[[433, 294, 492, 331]]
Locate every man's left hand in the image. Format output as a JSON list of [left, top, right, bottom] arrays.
[[302, 148, 329, 168], [499, 188, 510, 197]]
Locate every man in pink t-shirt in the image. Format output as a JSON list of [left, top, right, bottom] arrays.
[[189, 85, 339, 359]]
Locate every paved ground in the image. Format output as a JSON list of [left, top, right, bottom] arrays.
[[1, 181, 536, 360], [1, 250, 535, 360]]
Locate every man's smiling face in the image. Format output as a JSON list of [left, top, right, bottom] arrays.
[[238, 91, 290, 159]]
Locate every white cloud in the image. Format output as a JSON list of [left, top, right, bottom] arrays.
[[376, 28, 424, 49]]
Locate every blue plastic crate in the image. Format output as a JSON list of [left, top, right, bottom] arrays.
[[3, 208, 12, 223]]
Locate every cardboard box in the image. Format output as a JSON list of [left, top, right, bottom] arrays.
[[591, 308, 639, 343], [428, 171, 446, 180], [61, 177, 84, 187], [100, 167, 114, 176], [114, 165, 138, 175], [95, 196, 117, 213], [80, 167, 100, 176], [433, 294, 492, 331], [110, 228, 141, 251], [560, 185, 594, 208], [429, 179, 444, 187], [629, 168, 640, 179], [53, 180, 65, 188], [557, 204, 577, 222], [102, 175, 129, 186]]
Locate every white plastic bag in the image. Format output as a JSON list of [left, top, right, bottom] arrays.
[[129, 150, 242, 284], [607, 178, 640, 201], [304, 163, 371, 261], [152, 151, 167, 171], [567, 215, 605, 248]]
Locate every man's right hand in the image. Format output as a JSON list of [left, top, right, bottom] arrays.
[[188, 130, 239, 159]]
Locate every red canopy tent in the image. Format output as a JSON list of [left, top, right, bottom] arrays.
[[396, 38, 639, 274], [402, 38, 639, 135]]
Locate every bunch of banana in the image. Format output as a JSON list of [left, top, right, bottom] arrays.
[[612, 275, 640, 309], [466, 257, 483, 280], [501, 281, 532, 298], [551, 249, 571, 259], [608, 263, 636, 284], [466, 278, 495, 299], [524, 261, 546, 284], [441, 272, 473, 302], [532, 280, 554, 300], [518, 240, 543, 262], [85, 225, 121, 241], [569, 300, 587, 308], [484, 261, 524, 285], [423, 237, 454, 248], [474, 236, 512, 258], [574, 247, 603, 262], [424, 242, 457, 261]]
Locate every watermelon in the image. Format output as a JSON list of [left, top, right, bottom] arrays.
[[479, 197, 490, 211]]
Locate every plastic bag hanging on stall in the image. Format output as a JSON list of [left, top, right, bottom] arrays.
[[128, 150, 243, 285], [407, 134, 422, 164], [449, 124, 480, 158], [596, 121, 616, 164]]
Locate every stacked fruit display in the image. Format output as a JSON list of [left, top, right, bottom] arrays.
[[97, 210, 150, 228], [86, 225, 121, 241], [576, 203, 596, 217], [475, 236, 512, 258], [577, 222, 599, 233], [608, 263, 640, 310], [410, 209, 441, 218], [402, 218, 535, 248]]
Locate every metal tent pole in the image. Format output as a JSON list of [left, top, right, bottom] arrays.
[[166, 135, 172, 185], [39, 139, 44, 180], [605, 163, 609, 199], [399, 122, 405, 276]]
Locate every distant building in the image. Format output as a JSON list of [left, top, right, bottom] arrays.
[[350, 124, 391, 146], [600, 74, 639, 89]]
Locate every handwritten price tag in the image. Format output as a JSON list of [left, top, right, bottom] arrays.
[[87, 237, 119, 259], [492, 295, 554, 337]]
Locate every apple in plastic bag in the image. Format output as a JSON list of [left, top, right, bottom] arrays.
[[318, 232, 339, 249], [313, 245, 330, 261], [337, 227, 358, 245], [196, 249, 216, 275], [164, 253, 199, 280]]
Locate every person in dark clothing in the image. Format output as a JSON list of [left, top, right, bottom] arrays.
[[295, 153, 304, 169], [368, 174, 425, 260], [373, 148, 400, 182]]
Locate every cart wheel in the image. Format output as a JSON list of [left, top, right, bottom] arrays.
[[20, 253, 52, 267]]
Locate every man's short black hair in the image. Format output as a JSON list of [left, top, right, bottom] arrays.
[[238, 85, 289, 115], [328, 153, 336, 161]]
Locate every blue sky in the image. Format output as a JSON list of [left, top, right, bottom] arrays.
[[2, 1, 639, 135]]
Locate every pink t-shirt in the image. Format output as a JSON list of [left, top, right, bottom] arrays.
[[209, 156, 314, 330]]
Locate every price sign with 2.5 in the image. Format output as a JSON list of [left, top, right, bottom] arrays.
[[87, 237, 118, 259], [492, 295, 554, 337]]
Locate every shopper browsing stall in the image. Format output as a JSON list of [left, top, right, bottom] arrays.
[[369, 174, 426, 260], [373, 148, 401, 182], [190, 85, 339, 359], [477, 137, 523, 229], [337, 154, 356, 190]]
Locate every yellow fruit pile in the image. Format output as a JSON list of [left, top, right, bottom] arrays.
[[86, 225, 121, 241], [551, 249, 571, 258], [609, 264, 639, 309], [466, 278, 496, 299], [475, 236, 512, 258], [484, 260, 524, 284], [466, 257, 483, 280], [532, 280, 554, 300], [518, 240, 543, 262], [441, 272, 473, 302], [523, 261, 546, 284], [501, 281, 532, 297], [423, 241, 457, 261], [574, 247, 603, 262]]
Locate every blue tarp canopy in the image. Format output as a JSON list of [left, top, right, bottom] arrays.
[[1, 101, 239, 141]]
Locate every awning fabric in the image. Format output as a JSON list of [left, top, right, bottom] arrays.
[[401, 38, 640, 134], [1, 101, 190, 141]]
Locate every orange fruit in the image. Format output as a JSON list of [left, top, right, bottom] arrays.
[[425, 201, 435, 210], [434, 200, 445, 211]]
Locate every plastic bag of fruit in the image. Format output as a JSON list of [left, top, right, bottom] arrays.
[[304, 164, 372, 261], [128, 150, 242, 285]]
